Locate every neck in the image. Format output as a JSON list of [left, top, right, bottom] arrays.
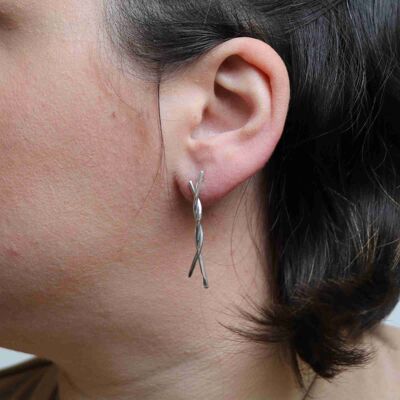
[[56, 334, 313, 400], [1, 174, 315, 400]]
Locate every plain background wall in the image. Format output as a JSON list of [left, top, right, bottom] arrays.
[[0, 301, 399, 369]]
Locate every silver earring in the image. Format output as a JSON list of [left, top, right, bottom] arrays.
[[188, 170, 208, 289]]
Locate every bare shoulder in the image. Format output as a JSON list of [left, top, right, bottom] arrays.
[[312, 323, 400, 400], [368, 322, 400, 392], [371, 322, 400, 351], [373, 322, 400, 364], [369, 322, 400, 370]]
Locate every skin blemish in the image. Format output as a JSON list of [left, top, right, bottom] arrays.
[[5, 247, 19, 258], [0, 9, 20, 31], [112, 111, 116, 119]]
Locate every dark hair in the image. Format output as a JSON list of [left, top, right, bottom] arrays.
[[102, 0, 400, 388]]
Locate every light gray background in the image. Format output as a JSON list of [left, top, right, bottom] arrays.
[[0, 301, 399, 369]]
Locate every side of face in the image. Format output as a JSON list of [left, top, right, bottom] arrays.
[[0, 0, 290, 356], [0, 0, 165, 339]]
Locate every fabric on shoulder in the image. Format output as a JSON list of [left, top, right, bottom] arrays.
[[0, 357, 58, 400]]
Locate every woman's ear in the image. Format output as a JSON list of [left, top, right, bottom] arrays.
[[160, 37, 290, 207]]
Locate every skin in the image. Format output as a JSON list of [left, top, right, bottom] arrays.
[[0, 1, 399, 400]]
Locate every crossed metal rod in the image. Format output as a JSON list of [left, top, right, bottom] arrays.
[[188, 170, 209, 289]]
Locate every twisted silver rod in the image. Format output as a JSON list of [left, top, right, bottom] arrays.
[[188, 170, 208, 289]]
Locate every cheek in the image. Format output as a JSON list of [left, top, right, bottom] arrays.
[[0, 43, 160, 297]]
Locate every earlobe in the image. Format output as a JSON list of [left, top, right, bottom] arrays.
[[162, 37, 290, 208]]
